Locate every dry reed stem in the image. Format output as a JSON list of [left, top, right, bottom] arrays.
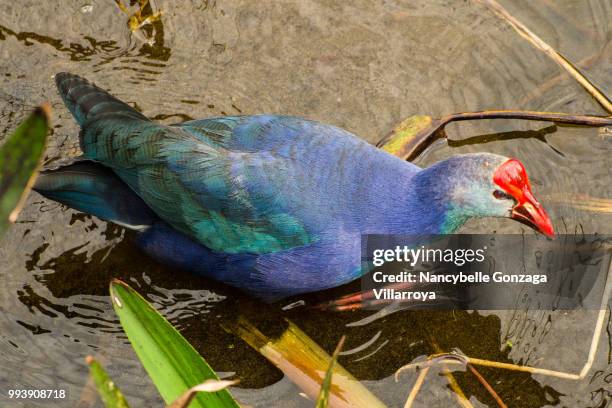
[[429, 339, 474, 408], [396, 258, 612, 381], [465, 363, 507, 408], [403, 367, 430, 408], [378, 110, 612, 162], [476, 0, 612, 113]]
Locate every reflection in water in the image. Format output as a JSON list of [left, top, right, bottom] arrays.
[[16, 225, 563, 404], [448, 125, 563, 156], [0, 24, 122, 62], [0, 1, 171, 86]]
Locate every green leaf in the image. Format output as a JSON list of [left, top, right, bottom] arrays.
[[86, 356, 131, 408], [315, 336, 345, 408], [0, 105, 49, 235], [109, 279, 239, 408]]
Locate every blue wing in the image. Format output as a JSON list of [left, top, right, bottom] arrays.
[[55, 73, 421, 256], [55, 74, 323, 253]]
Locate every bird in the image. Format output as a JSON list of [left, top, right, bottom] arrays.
[[34, 73, 554, 301]]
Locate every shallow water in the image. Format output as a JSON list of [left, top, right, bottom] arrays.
[[0, 1, 611, 407]]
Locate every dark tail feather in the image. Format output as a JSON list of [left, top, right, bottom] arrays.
[[55, 72, 149, 126], [34, 160, 157, 230]]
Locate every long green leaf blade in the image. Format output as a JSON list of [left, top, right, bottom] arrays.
[[0, 105, 49, 234], [86, 356, 131, 408], [315, 336, 346, 408], [109, 279, 239, 408]]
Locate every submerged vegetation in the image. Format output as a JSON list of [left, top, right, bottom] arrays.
[[0, 106, 49, 235]]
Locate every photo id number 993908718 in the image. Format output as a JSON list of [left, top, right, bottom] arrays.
[[6, 389, 67, 400]]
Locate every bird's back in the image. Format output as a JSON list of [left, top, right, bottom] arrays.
[[55, 73, 420, 255]]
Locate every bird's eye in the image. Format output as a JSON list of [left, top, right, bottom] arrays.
[[493, 189, 513, 200]]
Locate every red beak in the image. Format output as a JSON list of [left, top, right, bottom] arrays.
[[494, 159, 555, 238], [511, 189, 555, 238]]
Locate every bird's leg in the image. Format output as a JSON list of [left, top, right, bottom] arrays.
[[314, 267, 460, 312], [314, 279, 442, 311]]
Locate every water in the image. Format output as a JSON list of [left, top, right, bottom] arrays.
[[0, 1, 611, 407]]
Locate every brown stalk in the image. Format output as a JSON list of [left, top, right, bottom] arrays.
[[377, 110, 612, 162], [428, 339, 474, 408], [465, 364, 507, 408], [475, 0, 612, 114], [396, 259, 612, 382], [403, 367, 430, 408]]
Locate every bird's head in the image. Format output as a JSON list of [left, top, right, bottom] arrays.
[[417, 153, 554, 237]]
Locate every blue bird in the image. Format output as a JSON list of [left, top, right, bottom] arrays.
[[34, 73, 554, 301]]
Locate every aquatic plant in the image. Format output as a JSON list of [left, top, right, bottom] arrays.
[[88, 280, 351, 408], [0, 105, 49, 235], [103, 279, 240, 408]]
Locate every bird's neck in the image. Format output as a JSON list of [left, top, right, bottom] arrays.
[[364, 163, 470, 235]]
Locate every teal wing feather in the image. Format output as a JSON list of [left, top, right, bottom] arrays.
[[174, 117, 242, 149], [57, 74, 314, 253], [83, 118, 315, 253]]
